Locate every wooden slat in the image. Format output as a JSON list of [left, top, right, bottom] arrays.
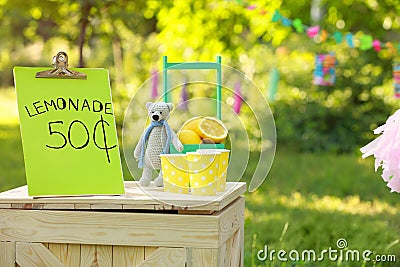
[[230, 229, 242, 267], [90, 204, 123, 210], [59, 244, 68, 263], [11, 203, 32, 209], [218, 197, 245, 246], [144, 246, 158, 259], [9, 203, 44, 209], [153, 204, 177, 211], [219, 183, 246, 211], [178, 210, 215, 215], [224, 233, 233, 267], [190, 248, 218, 267], [123, 204, 156, 210], [97, 245, 112, 266], [61, 244, 80, 267], [112, 246, 129, 266], [113, 246, 145, 266], [15, 242, 64, 267], [186, 248, 193, 267], [139, 247, 185, 267], [0, 209, 220, 248], [0, 204, 12, 208], [239, 225, 244, 267], [32, 203, 44, 209], [132, 246, 146, 266], [43, 204, 75, 210], [0, 242, 16, 267], [0, 182, 246, 212], [74, 203, 91, 209], [218, 243, 226, 267], [48, 243, 62, 259], [80, 244, 96, 267]]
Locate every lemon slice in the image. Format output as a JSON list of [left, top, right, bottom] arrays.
[[197, 117, 228, 143], [177, 129, 202, 144], [179, 116, 204, 132]]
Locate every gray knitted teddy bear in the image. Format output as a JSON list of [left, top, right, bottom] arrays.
[[134, 102, 183, 187]]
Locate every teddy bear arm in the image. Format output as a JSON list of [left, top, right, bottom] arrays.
[[171, 131, 184, 152]]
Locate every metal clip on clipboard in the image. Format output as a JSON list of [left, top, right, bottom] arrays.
[[35, 51, 87, 80]]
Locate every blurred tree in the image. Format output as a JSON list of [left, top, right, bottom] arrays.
[[1, 0, 400, 152], [270, 0, 400, 152], [0, 0, 157, 85]]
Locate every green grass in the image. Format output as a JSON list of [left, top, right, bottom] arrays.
[[243, 149, 400, 266], [1, 88, 399, 266], [0, 124, 26, 192]]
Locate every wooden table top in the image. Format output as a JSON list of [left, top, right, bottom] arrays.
[[0, 181, 246, 212]]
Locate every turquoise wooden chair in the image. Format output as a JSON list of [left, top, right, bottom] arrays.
[[162, 56, 222, 120]]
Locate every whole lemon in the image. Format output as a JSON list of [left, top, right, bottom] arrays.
[[177, 129, 202, 144]]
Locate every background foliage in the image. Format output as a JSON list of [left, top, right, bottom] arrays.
[[1, 0, 400, 152]]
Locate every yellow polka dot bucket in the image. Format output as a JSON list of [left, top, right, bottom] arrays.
[[160, 154, 189, 194], [197, 149, 230, 191], [186, 152, 220, 196]]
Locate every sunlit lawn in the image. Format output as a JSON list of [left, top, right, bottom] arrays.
[[243, 150, 400, 266], [1, 88, 399, 266]]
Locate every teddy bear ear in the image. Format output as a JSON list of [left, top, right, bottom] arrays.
[[166, 103, 173, 111], [146, 102, 154, 111]]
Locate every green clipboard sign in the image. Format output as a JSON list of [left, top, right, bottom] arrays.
[[13, 65, 125, 196]]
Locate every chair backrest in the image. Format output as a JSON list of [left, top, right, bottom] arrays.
[[162, 56, 222, 119]]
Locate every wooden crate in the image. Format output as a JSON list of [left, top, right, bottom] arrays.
[[0, 181, 245, 267]]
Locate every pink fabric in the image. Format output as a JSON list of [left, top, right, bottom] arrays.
[[233, 81, 242, 114], [151, 69, 159, 99], [360, 110, 400, 193]]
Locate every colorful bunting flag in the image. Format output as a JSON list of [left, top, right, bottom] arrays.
[[345, 33, 354, 48], [360, 34, 373, 50], [333, 31, 343, 44], [293, 18, 304, 33], [320, 30, 328, 42], [394, 63, 400, 98], [269, 9, 398, 55], [282, 17, 292, 26], [269, 67, 280, 101], [271, 10, 282, 22], [151, 69, 159, 99], [233, 81, 242, 114], [373, 40, 381, 52], [386, 42, 396, 56], [307, 26, 320, 38], [313, 53, 337, 86], [180, 82, 189, 110]]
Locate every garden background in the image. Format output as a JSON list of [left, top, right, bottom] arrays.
[[1, 0, 400, 266]]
